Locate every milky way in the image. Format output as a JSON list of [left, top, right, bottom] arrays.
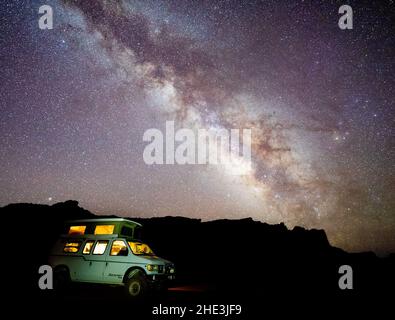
[[1, 0, 394, 254]]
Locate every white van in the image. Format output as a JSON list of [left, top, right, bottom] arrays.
[[49, 218, 175, 297]]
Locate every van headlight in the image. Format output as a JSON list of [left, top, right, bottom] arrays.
[[166, 264, 175, 274], [146, 264, 158, 272]]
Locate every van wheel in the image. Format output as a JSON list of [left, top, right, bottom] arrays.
[[54, 268, 70, 292], [125, 272, 147, 298]]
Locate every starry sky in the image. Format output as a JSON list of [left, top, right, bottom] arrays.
[[0, 0, 394, 254]]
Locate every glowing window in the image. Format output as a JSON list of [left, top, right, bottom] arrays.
[[110, 240, 128, 256], [68, 226, 86, 235], [94, 225, 115, 235], [63, 241, 81, 253], [128, 241, 155, 256], [93, 240, 108, 255], [83, 240, 95, 255]]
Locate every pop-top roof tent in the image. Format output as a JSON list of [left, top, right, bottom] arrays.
[[63, 218, 142, 239]]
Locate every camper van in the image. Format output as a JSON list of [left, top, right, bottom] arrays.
[[49, 218, 175, 297]]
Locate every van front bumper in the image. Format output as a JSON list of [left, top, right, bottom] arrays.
[[148, 274, 175, 282]]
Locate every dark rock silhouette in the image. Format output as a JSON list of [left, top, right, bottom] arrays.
[[2, 200, 393, 314]]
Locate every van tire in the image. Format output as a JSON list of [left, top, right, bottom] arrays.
[[124, 272, 147, 298]]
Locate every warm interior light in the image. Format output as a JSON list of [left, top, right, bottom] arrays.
[[128, 241, 155, 255], [94, 225, 115, 235], [83, 240, 94, 254], [68, 225, 86, 235], [110, 240, 127, 256], [93, 240, 108, 254], [63, 242, 81, 253]]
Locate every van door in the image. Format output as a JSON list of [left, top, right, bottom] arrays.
[[103, 239, 131, 284], [79, 240, 109, 282]]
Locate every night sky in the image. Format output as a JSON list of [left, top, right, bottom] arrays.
[[1, 0, 394, 254]]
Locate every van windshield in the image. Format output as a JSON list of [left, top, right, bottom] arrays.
[[128, 241, 155, 256]]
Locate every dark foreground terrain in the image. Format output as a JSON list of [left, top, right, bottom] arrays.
[[2, 200, 394, 318]]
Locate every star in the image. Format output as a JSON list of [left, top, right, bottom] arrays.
[[0, 0, 393, 254]]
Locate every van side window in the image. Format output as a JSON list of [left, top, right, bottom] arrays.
[[93, 240, 108, 255], [110, 240, 128, 256], [83, 240, 95, 254], [68, 226, 86, 235], [94, 225, 115, 235], [121, 226, 133, 237], [63, 241, 82, 253]]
